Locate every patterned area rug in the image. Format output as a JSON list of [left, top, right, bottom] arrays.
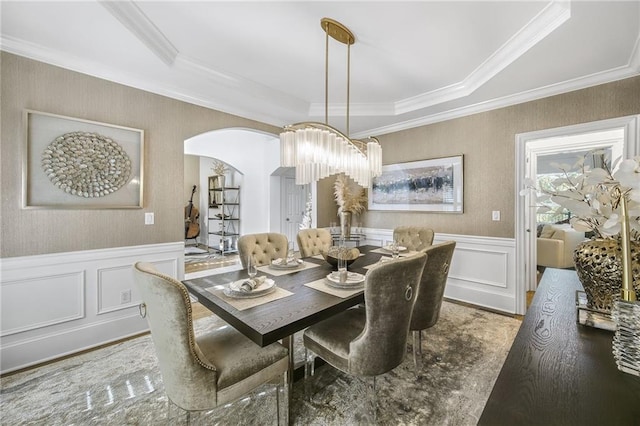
[[185, 252, 239, 274], [0, 302, 520, 425]]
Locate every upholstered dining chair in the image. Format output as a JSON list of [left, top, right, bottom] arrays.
[[133, 262, 289, 424], [237, 233, 289, 268], [411, 241, 456, 369], [393, 226, 435, 251], [296, 228, 332, 257], [303, 252, 427, 421]]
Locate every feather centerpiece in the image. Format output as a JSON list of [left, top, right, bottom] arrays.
[[333, 174, 367, 215]]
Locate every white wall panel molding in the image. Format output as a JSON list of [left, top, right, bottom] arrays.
[[448, 247, 508, 289], [0, 312, 145, 377], [0, 242, 184, 374], [1, 271, 85, 337], [362, 228, 517, 314]]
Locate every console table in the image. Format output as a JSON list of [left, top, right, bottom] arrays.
[[479, 268, 640, 425]]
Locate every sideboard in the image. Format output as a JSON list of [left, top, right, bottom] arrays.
[[479, 268, 640, 425]]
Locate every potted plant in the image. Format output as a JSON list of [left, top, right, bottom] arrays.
[[333, 174, 367, 238]]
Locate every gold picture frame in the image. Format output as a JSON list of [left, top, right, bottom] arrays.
[[23, 110, 144, 209]]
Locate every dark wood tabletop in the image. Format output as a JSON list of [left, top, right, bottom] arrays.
[[183, 245, 386, 347], [478, 268, 640, 425]]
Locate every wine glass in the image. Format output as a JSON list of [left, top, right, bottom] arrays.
[[337, 246, 348, 283], [247, 255, 257, 279], [391, 241, 400, 260]]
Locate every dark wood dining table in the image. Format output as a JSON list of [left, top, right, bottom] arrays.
[[182, 244, 388, 419]]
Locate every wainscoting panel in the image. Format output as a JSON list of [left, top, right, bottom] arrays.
[[0, 242, 185, 374], [1, 271, 85, 336], [363, 228, 517, 314]]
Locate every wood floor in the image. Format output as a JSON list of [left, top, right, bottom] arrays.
[[192, 302, 213, 320]]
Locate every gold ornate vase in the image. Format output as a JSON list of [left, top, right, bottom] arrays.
[[573, 238, 640, 311]]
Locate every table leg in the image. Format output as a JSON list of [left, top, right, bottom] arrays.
[[281, 335, 294, 425]]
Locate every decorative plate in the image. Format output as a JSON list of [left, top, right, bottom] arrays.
[[223, 278, 276, 298], [270, 258, 304, 270], [325, 272, 365, 289], [382, 245, 408, 253]]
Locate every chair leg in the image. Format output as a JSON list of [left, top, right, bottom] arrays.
[[304, 348, 316, 402], [356, 376, 377, 423], [167, 398, 190, 425], [413, 330, 423, 371]]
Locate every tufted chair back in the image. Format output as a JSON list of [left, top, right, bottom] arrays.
[[393, 226, 435, 251], [297, 228, 332, 257], [237, 233, 289, 268]]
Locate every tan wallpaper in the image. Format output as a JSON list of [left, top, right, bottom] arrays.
[[340, 76, 640, 238], [2, 52, 640, 257], [0, 53, 279, 258]]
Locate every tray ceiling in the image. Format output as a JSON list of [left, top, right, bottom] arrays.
[[1, 1, 639, 137]]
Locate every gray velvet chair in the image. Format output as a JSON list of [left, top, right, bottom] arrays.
[[237, 233, 289, 268], [297, 228, 332, 257], [393, 226, 435, 251], [411, 241, 456, 368], [303, 253, 427, 420], [133, 262, 289, 424]]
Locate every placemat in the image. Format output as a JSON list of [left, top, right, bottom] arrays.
[[257, 261, 321, 276], [205, 286, 293, 311], [304, 277, 363, 298]]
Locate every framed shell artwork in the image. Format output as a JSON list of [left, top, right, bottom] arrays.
[[22, 110, 144, 208]]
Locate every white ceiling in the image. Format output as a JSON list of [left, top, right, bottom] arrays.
[[2, 1, 639, 138]]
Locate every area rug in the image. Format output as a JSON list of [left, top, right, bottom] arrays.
[[0, 301, 521, 425], [185, 253, 240, 274]]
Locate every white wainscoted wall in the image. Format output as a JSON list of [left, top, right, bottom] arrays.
[[363, 228, 517, 314], [0, 232, 516, 374], [0, 242, 184, 374]]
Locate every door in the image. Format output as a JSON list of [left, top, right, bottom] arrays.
[[281, 176, 308, 251]]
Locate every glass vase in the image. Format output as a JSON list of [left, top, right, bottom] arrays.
[[611, 299, 640, 377]]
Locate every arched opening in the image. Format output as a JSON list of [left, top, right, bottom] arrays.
[[183, 128, 313, 256]]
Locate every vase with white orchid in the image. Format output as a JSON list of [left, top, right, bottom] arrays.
[[530, 150, 640, 376], [528, 150, 639, 240], [524, 150, 640, 312]]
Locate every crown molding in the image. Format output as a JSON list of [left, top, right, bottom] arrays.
[[353, 63, 640, 138], [0, 35, 288, 129], [311, 1, 571, 118], [98, 0, 178, 66]]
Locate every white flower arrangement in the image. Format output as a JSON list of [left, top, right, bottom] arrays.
[[524, 150, 640, 240]]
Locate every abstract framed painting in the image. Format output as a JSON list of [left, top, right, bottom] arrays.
[[23, 110, 144, 209], [368, 155, 463, 213]]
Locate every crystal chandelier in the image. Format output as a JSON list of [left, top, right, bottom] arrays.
[[280, 18, 382, 187]]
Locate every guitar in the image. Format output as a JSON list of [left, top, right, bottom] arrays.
[[184, 185, 200, 239]]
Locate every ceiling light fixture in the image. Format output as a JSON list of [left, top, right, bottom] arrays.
[[280, 18, 382, 187]]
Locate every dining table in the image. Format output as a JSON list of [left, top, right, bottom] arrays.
[[182, 244, 414, 421]]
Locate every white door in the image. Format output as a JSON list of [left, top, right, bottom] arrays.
[[281, 176, 308, 251]]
